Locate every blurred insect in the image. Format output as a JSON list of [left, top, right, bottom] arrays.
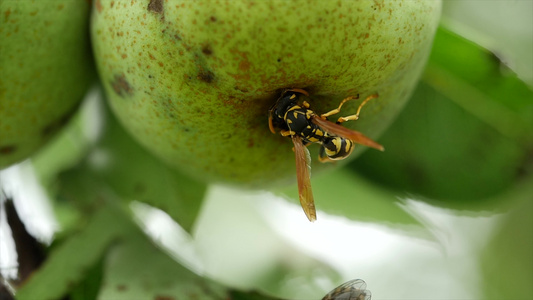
[[322, 279, 372, 300], [268, 88, 383, 221]]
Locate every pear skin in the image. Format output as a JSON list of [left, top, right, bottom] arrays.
[[0, 1, 95, 169], [91, 0, 441, 187]]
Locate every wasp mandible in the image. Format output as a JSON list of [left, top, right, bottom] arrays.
[[268, 89, 384, 221]]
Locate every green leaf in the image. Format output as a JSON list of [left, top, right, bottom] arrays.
[[68, 255, 105, 300], [313, 170, 418, 225], [16, 206, 127, 300], [442, 1, 533, 85], [15, 197, 230, 300], [14, 96, 214, 298], [280, 168, 430, 234], [31, 89, 103, 189], [63, 100, 207, 233], [228, 290, 284, 300], [480, 181, 533, 299], [351, 26, 533, 208], [97, 220, 227, 300]]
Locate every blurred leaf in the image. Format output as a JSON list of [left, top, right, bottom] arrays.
[[480, 180, 533, 299], [61, 102, 206, 233], [15, 196, 230, 300], [194, 185, 342, 297], [14, 99, 214, 298], [31, 88, 102, 188], [16, 206, 126, 300], [229, 290, 284, 300], [442, 1, 533, 85], [427, 28, 533, 137], [313, 170, 419, 225], [27, 90, 104, 232], [280, 168, 430, 235], [352, 26, 533, 208], [97, 218, 227, 300], [68, 255, 105, 300]]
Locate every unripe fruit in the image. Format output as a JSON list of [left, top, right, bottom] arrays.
[[91, 0, 441, 187], [0, 0, 94, 169]]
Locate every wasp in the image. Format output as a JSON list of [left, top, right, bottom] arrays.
[[268, 88, 384, 221], [322, 279, 372, 300]]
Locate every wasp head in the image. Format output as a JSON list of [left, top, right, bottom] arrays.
[[268, 89, 309, 133]]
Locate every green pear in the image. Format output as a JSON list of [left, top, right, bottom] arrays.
[[91, 0, 441, 187], [0, 0, 94, 169]]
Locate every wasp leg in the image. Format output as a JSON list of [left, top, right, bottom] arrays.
[[318, 145, 335, 163], [320, 94, 359, 119], [336, 93, 379, 123], [281, 129, 295, 137], [318, 156, 334, 163]]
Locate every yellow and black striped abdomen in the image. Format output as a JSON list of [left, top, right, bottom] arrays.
[[319, 136, 354, 161]]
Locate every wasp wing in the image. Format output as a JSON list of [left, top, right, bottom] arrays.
[[322, 279, 372, 300], [291, 135, 316, 222], [311, 116, 384, 151]]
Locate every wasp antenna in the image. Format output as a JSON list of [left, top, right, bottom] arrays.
[[286, 88, 309, 96]]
